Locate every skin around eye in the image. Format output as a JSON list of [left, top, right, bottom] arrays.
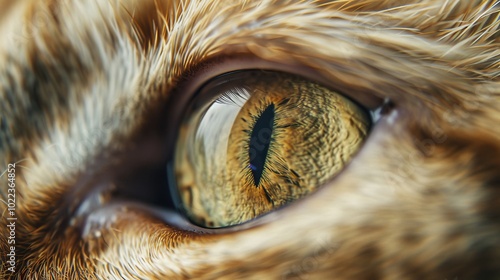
[[172, 71, 370, 228]]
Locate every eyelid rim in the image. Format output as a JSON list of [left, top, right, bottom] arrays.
[[164, 55, 384, 231]]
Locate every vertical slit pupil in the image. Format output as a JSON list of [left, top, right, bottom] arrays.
[[249, 103, 275, 187]]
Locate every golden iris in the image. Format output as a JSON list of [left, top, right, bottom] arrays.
[[173, 71, 370, 228]]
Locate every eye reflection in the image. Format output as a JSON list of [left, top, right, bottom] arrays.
[[172, 71, 371, 228]]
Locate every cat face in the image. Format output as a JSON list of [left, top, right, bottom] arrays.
[[1, 0, 499, 278]]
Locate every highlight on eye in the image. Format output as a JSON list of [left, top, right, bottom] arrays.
[[171, 71, 371, 228]]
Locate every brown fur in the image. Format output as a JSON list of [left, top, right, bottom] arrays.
[[1, 0, 499, 279]]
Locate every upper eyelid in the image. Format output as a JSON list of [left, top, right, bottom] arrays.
[[170, 55, 384, 114]]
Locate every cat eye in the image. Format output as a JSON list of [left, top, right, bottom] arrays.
[[169, 71, 371, 228]]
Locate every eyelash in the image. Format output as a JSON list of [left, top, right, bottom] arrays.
[[215, 87, 251, 106]]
